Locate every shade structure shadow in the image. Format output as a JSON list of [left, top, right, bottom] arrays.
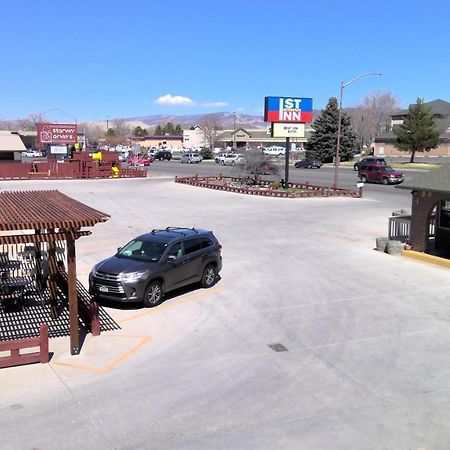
[[0, 287, 121, 343]]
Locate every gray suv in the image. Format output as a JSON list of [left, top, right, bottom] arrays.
[[89, 227, 222, 307]]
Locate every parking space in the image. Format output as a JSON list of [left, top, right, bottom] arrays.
[[1, 177, 450, 449]]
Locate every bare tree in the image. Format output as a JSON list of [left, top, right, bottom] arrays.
[[198, 117, 222, 149], [348, 91, 400, 152], [112, 119, 131, 137]]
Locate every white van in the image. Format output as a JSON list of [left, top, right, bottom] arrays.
[[264, 146, 285, 156]]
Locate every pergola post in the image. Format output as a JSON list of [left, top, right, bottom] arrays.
[[67, 236, 79, 355], [47, 239, 59, 319]]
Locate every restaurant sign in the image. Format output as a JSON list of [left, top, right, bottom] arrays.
[[37, 123, 78, 144]]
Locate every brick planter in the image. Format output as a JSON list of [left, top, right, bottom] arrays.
[[175, 175, 362, 198]]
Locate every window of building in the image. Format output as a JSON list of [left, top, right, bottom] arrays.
[[439, 200, 450, 229]]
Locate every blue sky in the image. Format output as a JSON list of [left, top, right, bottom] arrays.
[[2, 0, 449, 122]]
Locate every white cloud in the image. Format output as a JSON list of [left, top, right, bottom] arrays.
[[154, 94, 194, 106], [201, 101, 228, 108], [154, 94, 227, 108]]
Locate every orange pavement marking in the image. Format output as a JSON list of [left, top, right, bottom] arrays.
[[51, 335, 150, 374], [118, 284, 224, 325]]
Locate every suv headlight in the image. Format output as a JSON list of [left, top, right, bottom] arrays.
[[90, 265, 99, 277], [120, 271, 145, 282]]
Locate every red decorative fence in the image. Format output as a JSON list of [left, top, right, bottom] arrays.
[[175, 175, 362, 198], [0, 324, 49, 368], [0, 161, 146, 180]]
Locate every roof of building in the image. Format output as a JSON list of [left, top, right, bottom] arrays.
[[0, 190, 110, 231], [391, 99, 450, 117], [397, 164, 450, 194], [0, 132, 26, 152]]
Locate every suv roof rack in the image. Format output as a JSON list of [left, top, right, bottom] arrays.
[[150, 227, 199, 236]]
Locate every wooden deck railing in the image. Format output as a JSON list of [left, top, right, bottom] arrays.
[[0, 324, 49, 368], [389, 214, 436, 242]]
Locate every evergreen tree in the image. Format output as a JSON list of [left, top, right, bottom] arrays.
[[305, 97, 356, 163], [105, 127, 116, 136], [164, 122, 175, 134], [154, 124, 163, 135], [174, 124, 183, 135], [132, 125, 147, 136], [394, 98, 440, 163]]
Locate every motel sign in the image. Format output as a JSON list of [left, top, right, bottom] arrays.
[[264, 97, 313, 123]]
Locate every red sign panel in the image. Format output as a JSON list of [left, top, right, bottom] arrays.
[[36, 123, 78, 144]]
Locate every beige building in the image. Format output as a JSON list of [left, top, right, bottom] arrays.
[[374, 99, 450, 157], [0, 131, 27, 160], [183, 125, 310, 150]]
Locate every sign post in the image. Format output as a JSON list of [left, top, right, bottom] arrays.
[[285, 137, 290, 185], [264, 96, 312, 188]]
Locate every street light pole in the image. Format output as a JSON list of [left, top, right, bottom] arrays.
[[333, 72, 382, 189], [232, 112, 237, 150]]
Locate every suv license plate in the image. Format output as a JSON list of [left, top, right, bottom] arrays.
[[99, 286, 108, 293]]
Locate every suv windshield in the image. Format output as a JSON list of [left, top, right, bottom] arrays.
[[382, 166, 395, 172], [117, 239, 168, 262]]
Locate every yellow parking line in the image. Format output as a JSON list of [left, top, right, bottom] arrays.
[[118, 284, 224, 325], [51, 335, 151, 374]]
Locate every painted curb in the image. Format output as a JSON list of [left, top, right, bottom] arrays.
[[402, 249, 450, 269]]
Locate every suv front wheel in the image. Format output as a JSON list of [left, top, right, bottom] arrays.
[[360, 174, 368, 183], [143, 280, 163, 307], [201, 265, 216, 288]]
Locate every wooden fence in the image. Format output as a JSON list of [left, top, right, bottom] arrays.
[[0, 324, 49, 368], [0, 161, 146, 180]]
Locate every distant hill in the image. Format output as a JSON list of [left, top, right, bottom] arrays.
[[127, 112, 267, 129]]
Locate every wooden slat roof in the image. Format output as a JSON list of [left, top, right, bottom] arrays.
[[0, 190, 110, 231]]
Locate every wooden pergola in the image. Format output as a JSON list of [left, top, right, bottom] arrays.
[[0, 190, 109, 355]]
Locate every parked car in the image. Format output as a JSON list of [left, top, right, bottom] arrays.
[[127, 154, 153, 166], [264, 146, 286, 157], [154, 150, 172, 161], [180, 152, 203, 164], [358, 164, 404, 184], [294, 158, 322, 169], [353, 157, 386, 171], [215, 152, 235, 163], [222, 154, 244, 166], [21, 150, 42, 158], [89, 227, 222, 307]]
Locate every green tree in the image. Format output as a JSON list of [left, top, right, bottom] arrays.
[[105, 128, 116, 136], [132, 125, 147, 136], [174, 124, 183, 135], [305, 97, 356, 163], [164, 122, 175, 134], [154, 124, 163, 135], [393, 98, 440, 163]]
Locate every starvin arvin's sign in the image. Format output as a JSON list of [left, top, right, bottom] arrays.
[[36, 123, 78, 144]]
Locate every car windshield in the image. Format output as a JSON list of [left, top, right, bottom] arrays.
[[117, 239, 168, 262], [383, 166, 395, 172]]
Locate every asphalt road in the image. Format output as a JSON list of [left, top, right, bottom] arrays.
[[145, 159, 415, 209]]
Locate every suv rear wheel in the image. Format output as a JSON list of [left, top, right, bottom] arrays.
[[143, 280, 163, 307], [201, 265, 216, 288]]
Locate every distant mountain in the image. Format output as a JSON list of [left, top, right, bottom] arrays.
[[128, 112, 267, 129]]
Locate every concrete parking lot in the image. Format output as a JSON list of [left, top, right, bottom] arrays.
[[1, 176, 450, 449]]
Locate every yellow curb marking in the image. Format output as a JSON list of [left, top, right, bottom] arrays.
[[51, 335, 150, 374], [118, 284, 224, 325]]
